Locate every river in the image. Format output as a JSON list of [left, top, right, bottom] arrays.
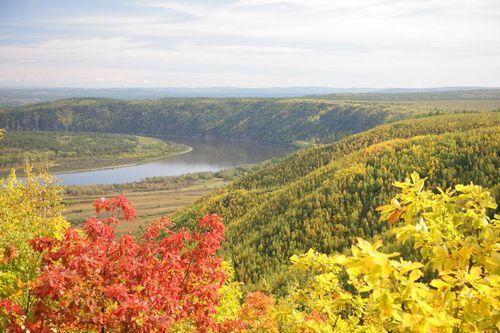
[[55, 137, 295, 186]]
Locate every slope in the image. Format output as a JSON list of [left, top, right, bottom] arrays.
[[0, 97, 474, 146], [174, 112, 500, 291]]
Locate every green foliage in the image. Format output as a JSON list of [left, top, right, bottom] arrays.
[[0, 97, 456, 145], [274, 175, 499, 332], [0, 131, 188, 172], [175, 113, 500, 291], [316, 88, 500, 101]]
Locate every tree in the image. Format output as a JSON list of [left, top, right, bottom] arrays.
[[273, 173, 499, 332], [4, 194, 235, 332], [1, 129, 68, 330], [0, 167, 68, 327]]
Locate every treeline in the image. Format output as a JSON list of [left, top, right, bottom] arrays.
[[0, 97, 462, 145], [315, 88, 500, 101], [64, 166, 248, 196], [228, 112, 500, 190], [174, 112, 500, 292], [0, 131, 187, 172]]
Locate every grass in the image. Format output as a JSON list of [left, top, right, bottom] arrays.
[[64, 178, 227, 235]]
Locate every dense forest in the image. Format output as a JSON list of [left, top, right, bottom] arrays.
[[0, 97, 499, 331], [0, 131, 189, 173], [1, 130, 498, 332], [1, 87, 499, 106], [315, 88, 500, 101], [174, 112, 500, 292], [0, 97, 481, 146]]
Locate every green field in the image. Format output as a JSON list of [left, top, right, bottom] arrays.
[[62, 168, 248, 234], [0, 131, 190, 174]]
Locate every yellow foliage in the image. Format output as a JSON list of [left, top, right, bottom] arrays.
[[0, 164, 69, 314], [274, 174, 499, 332], [215, 261, 244, 323]]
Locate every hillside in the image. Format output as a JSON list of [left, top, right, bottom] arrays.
[[1, 87, 498, 106], [0, 87, 376, 106], [0, 97, 489, 146], [314, 88, 500, 101], [0, 131, 189, 174], [174, 112, 500, 291]]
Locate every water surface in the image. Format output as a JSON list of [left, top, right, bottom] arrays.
[[56, 137, 294, 185]]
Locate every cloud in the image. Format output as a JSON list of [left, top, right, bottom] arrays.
[[0, 0, 499, 87]]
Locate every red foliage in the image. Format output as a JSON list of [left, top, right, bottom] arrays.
[[93, 193, 135, 220], [1, 245, 18, 264], [0, 300, 25, 333], [240, 292, 278, 332], [12, 194, 230, 332]]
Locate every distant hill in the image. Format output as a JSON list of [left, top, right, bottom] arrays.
[[0, 97, 453, 146], [1, 86, 498, 106], [311, 88, 500, 101], [2, 94, 500, 146], [173, 112, 500, 292], [0, 87, 375, 105]]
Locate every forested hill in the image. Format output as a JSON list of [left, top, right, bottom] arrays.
[[0, 97, 476, 146], [174, 112, 500, 292], [313, 88, 500, 101]]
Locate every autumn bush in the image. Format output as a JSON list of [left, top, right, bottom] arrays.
[[241, 174, 499, 332], [1, 192, 242, 332], [0, 122, 498, 333], [0, 165, 68, 326]]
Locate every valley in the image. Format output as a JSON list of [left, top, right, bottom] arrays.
[[52, 136, 294, 185], [2, 1, 499, 329], [0, 95, 498, 239], [1, 90, 498, 331]]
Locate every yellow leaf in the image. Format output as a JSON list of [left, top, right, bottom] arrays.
[[379, 293, 394, 319], [409, 270, 423, 283], [430, 279, 449, 289]]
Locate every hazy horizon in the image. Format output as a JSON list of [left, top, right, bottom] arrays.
[[1, 85, 499, 89]]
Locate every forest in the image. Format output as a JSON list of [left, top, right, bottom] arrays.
[[1, 147, 498, 332], [174, 112, 500, 291], [2, 96, 496, 146], [0, 131, 189, 173], [1, 0, 498, 329], [0, 99, 499, 332]]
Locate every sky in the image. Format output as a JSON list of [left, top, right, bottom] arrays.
[[0, 0, 499, 88]]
